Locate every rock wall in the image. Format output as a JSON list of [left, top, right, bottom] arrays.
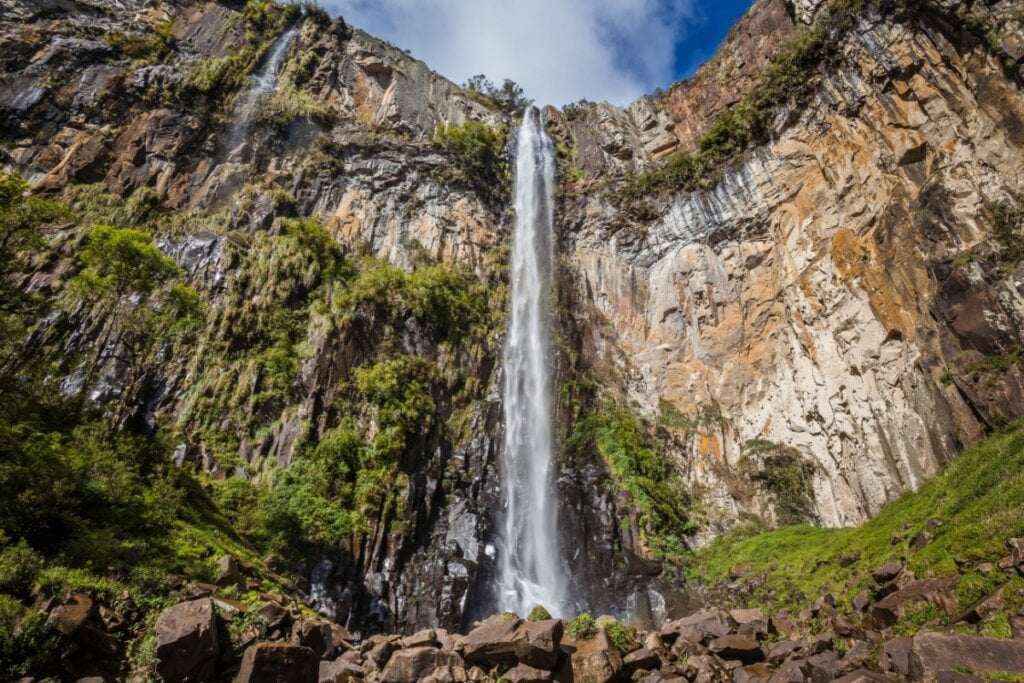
[[555, 0, 1024, 532]]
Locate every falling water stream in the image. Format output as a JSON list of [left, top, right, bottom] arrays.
[[226, 21, 301, 153], [497, 108, 568, 617]]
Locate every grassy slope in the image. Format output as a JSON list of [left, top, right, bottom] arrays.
[[686, 422, 1024, 620]]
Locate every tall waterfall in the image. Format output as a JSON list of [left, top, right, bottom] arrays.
[[497, 108, 568, 617]]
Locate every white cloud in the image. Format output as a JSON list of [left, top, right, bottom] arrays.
[[323, 0, 695, 107]]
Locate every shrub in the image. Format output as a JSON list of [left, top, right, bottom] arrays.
[[0, 595, 59, 680], [565, 612, 597, 640], [527, 604, 552, 621], [986, 192, 1024, 264], [603, 619, 634, 653], [69, 224, 180, 298], [433, 120, 509, 203], [102, 20, 175, 62], [749, 445, 817, 525], [186, 54, 253, 95], [255, 80, 331, 126], [461, 75, 532, 112], [0, 541, 43, 596]]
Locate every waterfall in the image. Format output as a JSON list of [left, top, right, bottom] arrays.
[[226, 21, 300, 152], [497, 107, 568, 617]]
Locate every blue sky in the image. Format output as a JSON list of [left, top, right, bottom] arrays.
[[324, 0, 756, 107]]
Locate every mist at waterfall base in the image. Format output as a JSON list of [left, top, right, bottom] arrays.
[[496, 108, 571, 618]]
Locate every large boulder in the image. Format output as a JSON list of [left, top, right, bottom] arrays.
[[708, 634, 764, 664], [380, 646, 442, 683], [562, 630, 623, 683], [460, 615, 522, 667], [48, 592, 94, 636], [238, 641, 318, 682], [869, 577, 957, 629], [155, 598, 219, 683], [912, 632, 1024, 678], [515, 619, 563, 669], [215, 553, 245, 589], [292, 619, 334, 659]]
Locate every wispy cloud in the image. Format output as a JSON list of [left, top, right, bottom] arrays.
[[324, 0, 696, 107]]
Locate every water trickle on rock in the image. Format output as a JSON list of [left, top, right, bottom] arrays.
[[497, 107, 568, 617], [227, 21, 300, 152]]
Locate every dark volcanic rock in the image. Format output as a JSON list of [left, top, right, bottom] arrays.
[[708, 633, 763, 663], [913, 632, 1024, 678], [154, 598, 219, 683], [238, 641, 318, 683], [380, 646, 441, 683]]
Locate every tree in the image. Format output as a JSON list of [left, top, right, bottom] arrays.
[[64, 224, 203, 420], [460, 74, 533, 112]]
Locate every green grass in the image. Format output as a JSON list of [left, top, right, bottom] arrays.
[[688, 422, 1024, 612]]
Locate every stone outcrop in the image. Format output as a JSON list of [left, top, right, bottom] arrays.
[[154, 598, 220, 683]]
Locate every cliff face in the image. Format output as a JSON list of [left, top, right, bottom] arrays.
[[2, 0, 1023, 639], [553, 0, 1024, 534]]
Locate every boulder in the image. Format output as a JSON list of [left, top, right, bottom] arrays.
[[708, 634, 763, 663], [871, 562, 903, 583], [258, 601, 291, 631], [515, 619, 563, 669], [363, 635, 396, 668], [238, 641, 318, 682], [502, 662, 553, 682], [913, 632, 1024, 678], [678, 653, 729, 682], [460, 615, 521, 667], [215, 553, 245, 589], [622, 647, 661, 674], [402, 628, 438, 649], [1008, 538, 1024, 566], [911, 532, 932, 551], [318, 658, 363, 682], [870, 577, 957, 629], [49, 592, 94, 636], [766, 639, 802, 665], [380, 646, 442, 683], [882, 636, 915, 676], [734, 662, 772, 683], [292, 619, 334, 659], [154, 598, 219, 683], [563, 630, 622, 683]]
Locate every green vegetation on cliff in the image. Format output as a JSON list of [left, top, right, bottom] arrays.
[[0, 171, 503, 679], [569, 402, 696, 561], [688, 421, 1024, 634], [433, 120, 511, 204]]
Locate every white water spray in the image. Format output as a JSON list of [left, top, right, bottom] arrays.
[[497, 108, 568, 617]]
